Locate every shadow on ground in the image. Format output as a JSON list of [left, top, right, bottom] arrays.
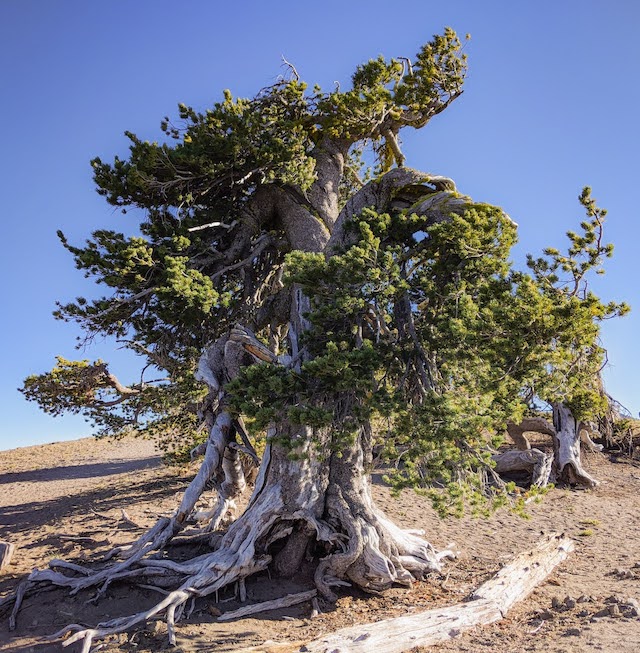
[[0, 456, 162, 486], [0, 470, 187, 535]]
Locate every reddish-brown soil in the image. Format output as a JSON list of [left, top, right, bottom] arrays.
[[1, 436, 639, 653]]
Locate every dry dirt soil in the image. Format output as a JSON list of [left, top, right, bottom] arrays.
[[0, 436, 639, 653]]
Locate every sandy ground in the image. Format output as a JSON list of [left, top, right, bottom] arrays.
[[0, 436, 639, 653]]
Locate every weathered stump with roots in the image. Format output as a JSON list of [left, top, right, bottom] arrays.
[[552, 403, 600, 488], [499, 406, 602, 488], [3, 322, 454, 653]]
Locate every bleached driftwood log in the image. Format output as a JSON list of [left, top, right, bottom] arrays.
[[492, 448, 554, 486], [301, 533, 573, 653]]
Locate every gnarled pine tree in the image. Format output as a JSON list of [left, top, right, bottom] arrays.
[[14, 30, 628, 650]]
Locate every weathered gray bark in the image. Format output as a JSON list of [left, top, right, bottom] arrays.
[[501, 409, 599, 488], [492, 448, 554, 487], [552, 403, 599, 488]]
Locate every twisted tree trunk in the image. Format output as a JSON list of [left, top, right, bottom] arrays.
[[5, 161, 604, 650], [6, 166, 469, 651], [552, 403, 599, 488]]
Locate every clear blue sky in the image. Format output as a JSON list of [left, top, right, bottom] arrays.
[[0, 0, 638, 450]]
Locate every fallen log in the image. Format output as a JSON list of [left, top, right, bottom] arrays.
[[301, 532, 573, 653], [492, 448, 554, 487]]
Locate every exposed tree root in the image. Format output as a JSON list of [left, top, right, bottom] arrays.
[[315, 486, 446, 600], [49, 493, 280, 651], [5, 428, 451, 651], [5, 380, 239, 632], [218, 589, 318, 622], [314, 443, 452, 602], [43, 498, 449, 652]]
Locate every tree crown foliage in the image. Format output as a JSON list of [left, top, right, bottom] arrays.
[[227, 188, 628, 513], [23, 29, 468, 446], [21, 29, 628, 511]]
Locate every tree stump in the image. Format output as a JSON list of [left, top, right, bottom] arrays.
[[0, 542, 15, 571], [552, 403, 599, 487]]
